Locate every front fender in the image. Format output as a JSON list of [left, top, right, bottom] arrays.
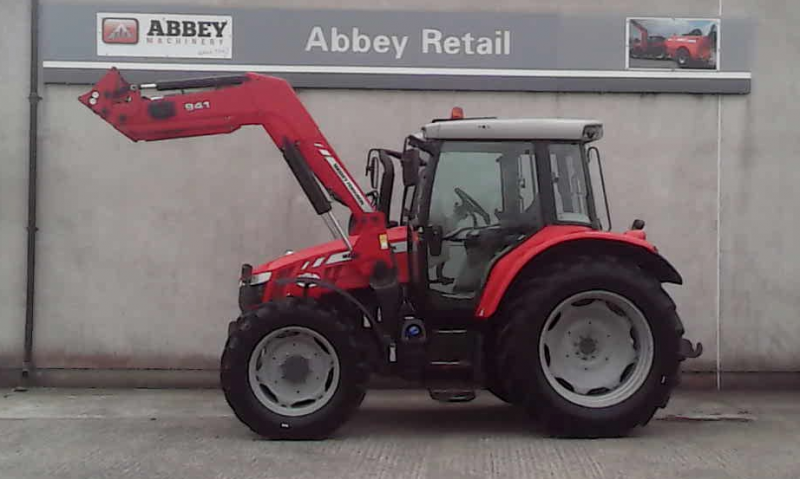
[[475, 226, 683, 319]]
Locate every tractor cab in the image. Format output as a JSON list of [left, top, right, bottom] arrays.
[[370, 109, 610, 325]]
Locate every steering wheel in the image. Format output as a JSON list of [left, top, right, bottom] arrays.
[[454, 187, 491, 225]]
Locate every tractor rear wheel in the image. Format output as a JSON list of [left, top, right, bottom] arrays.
[[676, 48, 691, 67], [486, 373, 515, 404], [220, 298, 369, 439], [498, 255, 683, 438], [485, 327, 520, 405]]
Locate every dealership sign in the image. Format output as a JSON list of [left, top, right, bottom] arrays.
[[41, 3, 753, 94], [97, 13, 232, 59], [303, 27, 511, 59]]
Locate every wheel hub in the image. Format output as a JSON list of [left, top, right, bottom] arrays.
[[577, 336, 598, 357], [247, 326, 340, 417], [281, 355, 311, 384], [540, 291, 655, 408]]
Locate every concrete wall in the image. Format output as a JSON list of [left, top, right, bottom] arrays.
[[0, 0, 797, 381], [0, 1, 31, 372], [719, 0, 800, 373]]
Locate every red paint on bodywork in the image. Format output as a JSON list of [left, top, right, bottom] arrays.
[[258, 226, 409, 301], [475, 225, 659, 319], [664, 30, 715, 64]]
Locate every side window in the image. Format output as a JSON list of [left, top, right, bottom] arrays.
[[549, 144, 591, 224], [428, 146, 502, 232]]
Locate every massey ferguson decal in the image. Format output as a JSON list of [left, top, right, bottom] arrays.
[[96, 13, 233, 59]]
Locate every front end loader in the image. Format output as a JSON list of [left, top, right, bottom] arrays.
[[79, 68, 702, 439]]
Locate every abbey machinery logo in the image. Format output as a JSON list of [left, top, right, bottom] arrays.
[[102, 18, 139, 44], [97, 13, 233, 59]]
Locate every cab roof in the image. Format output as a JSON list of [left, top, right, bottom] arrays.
[[421, 118, 603, 142]]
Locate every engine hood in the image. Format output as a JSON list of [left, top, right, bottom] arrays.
[[252, 226, 408, 276]]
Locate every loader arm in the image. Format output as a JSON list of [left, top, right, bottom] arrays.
[[630, 19, 649, 50], [78, 68, 396, 285], [78, 68, 375, 226]]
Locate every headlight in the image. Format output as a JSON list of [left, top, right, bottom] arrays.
[[239, 282, 267, 312], [250, 271, 272, 285], [238, 265, 271, 312]]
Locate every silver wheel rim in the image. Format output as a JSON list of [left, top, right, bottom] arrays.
[[248, 326, 340, 417], [539, 290, 654, 408]]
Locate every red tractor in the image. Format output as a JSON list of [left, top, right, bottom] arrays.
[[629, 20, 667, 60], [664, 24, 718, 68], [79, 68, 702, 439]]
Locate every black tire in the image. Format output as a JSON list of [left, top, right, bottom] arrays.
[[486, 381, 514, 404], [484, 328, 520, 405], [220, 298, 369, 440], [676, 48, 691, 68], [498, 255, 684, 438]]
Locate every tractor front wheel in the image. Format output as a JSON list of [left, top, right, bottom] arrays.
[[498, 255, 683, 438], [220, 298, 369, 439], [676, 48, 691, 67]]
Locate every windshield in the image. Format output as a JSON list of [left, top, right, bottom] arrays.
[[549, 143, 592, 224], [429, 141, 539, 233]]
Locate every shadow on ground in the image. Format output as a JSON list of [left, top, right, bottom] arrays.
[[344, 401, 538, 437]]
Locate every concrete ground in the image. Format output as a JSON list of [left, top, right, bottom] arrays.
[[0, 388, 798, 478]]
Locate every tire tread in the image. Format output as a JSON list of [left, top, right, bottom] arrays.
[[496, 254, 685, 438], [220, 298, 369, 440]]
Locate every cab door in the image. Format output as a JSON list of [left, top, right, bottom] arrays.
[[407, 140, 541, 325]]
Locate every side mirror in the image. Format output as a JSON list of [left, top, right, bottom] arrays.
[[366, 149, 381, 190], [401, 149, 421, 186]]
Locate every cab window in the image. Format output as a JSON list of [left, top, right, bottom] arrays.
[[549, 143, 591, 224]]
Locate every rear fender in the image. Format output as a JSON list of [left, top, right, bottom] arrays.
[[476, 230, 682, 319]]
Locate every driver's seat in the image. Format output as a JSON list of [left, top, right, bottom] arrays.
[[450, 232, 498, 294]]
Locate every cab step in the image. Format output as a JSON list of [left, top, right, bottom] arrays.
[[428, 389, 476, 403], [423, 329, 483, 385]]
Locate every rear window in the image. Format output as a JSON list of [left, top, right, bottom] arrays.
[[549, 144, 591, 224]]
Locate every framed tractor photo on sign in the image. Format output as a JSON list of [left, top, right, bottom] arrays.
[[627, 17, 719, 70]]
